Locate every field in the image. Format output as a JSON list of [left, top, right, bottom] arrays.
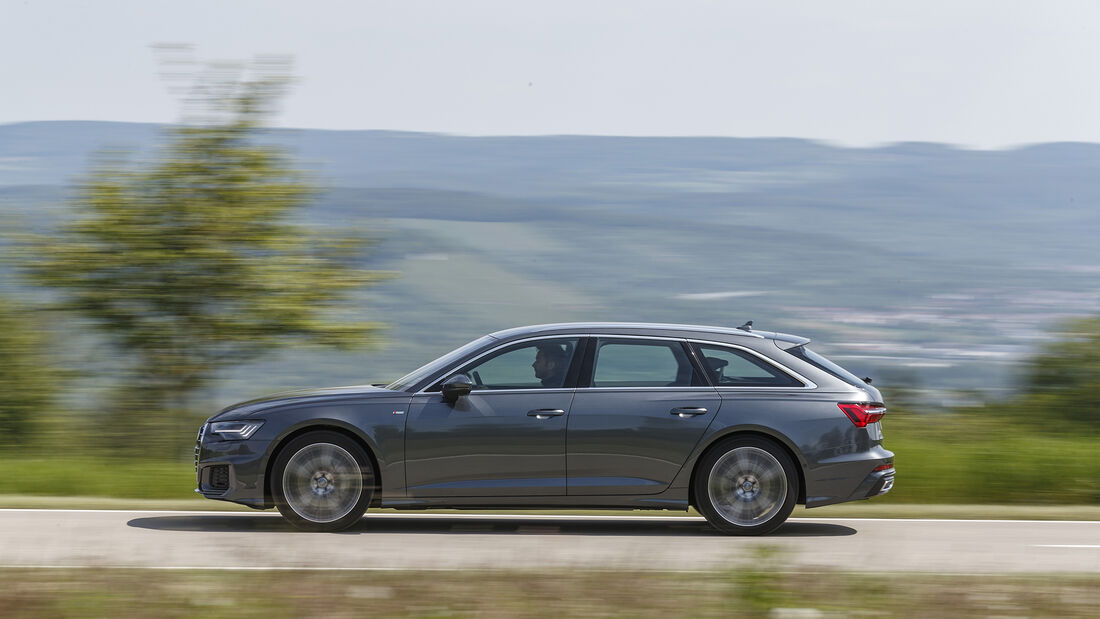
[[5, 122, 1100, 406], [4, 567, 1100, 618], [4, 407, 1097, 509]]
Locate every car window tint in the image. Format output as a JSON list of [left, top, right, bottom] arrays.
[[387, 335, 496, 391], [458, 338, 578, 390], [696, 344, 803, 387], [592, 339, 695, 387], [790, 346, 866, 388]]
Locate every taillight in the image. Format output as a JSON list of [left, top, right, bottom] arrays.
[[838, 402, 886, 427]]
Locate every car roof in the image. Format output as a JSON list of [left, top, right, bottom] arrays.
[[488, 322, 811, 347]]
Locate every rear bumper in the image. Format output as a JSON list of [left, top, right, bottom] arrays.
[[864, 468, 895, 497], [804, 447, 895, 508]]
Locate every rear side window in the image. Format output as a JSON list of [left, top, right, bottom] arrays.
[[591, 339, 698, 387], [789, 346, 865, 388], [696, 344, 803, 387]]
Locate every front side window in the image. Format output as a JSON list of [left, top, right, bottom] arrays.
[[696, 344, 803, 387], [591, 338, 698, 387], [447, 337, 579, 390], [388, 335, 496, 391]]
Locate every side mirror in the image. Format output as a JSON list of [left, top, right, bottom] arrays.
[[441, 374, 473, 404]]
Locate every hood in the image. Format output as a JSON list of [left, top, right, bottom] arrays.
[[210, 385, 395, 421]]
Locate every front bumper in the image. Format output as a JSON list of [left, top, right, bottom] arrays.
[[195, 424, 272, 509]]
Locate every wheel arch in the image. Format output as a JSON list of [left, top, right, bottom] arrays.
[[263, 422, 383, 508], [687, 428, 807, 508]]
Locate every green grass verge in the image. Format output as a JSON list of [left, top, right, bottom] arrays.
[[3, 566, 1100, 618], [2, 411, 1097, 512], [2, 494, 1098, 521], [0, 457, 193, 500], [877, 412, 1100, 505]]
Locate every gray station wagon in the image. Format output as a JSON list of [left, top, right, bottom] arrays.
[[196, 322, 894, 534]]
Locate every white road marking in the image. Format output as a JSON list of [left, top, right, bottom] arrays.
[[0, 565, 1037, 577], [0, 508, 1097, 524], [1033, 544, 1100, 549], [0, 564, 461, 572]]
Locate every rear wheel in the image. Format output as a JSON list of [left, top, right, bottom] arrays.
[[694, 436, 798, 535], [272, 431, 375, 532]]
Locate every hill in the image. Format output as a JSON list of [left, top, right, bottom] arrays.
[[3, 121, 1099, 405]]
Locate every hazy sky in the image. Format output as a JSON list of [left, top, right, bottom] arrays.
[[4, 0, 1100, 148]]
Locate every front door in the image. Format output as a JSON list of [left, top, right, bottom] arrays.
[[404, 337, 580, 497]]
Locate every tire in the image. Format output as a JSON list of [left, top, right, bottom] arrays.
[[272, 430, 375, 532], [693, 436, 799, 536]]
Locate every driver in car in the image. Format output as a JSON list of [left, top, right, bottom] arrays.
[[532, 343, 569, 388]]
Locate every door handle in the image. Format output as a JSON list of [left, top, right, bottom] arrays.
[[527, 409, 565, 419], [670, 407, 708, 418]]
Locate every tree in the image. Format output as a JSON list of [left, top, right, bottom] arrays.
[[0, 297, 56, 450], [1022, 316, 1100, 428], [26, 61, 385, 455]]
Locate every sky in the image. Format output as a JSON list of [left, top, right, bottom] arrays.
[[4, 0, 1100, 148]]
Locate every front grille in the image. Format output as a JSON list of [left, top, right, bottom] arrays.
[[209, 465, 230, 491]]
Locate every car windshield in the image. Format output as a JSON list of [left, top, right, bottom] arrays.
[[386, 335, 497, 392], [789, 345, 866, 388]]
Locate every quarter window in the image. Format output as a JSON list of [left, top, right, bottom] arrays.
[[695, 344, 803, 387], [591, 339, 698, 387]]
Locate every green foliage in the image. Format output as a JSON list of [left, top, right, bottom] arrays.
[[0, 457, 190, 499], [22, 65, 386, 455], [1021, 316, 1100, 427], [878, 408, 1100, 504], [730, 546, 793, 615], [0, 298, 56, 450], [7, 569, 1100, 618]]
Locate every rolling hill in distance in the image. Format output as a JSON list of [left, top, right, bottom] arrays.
[[3, 121, 1099, 407]]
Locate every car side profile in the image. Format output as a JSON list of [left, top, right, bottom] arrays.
[[196, 322, 894, 534]]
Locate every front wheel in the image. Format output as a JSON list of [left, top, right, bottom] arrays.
[[694, 436, 799, 535], [272, 431, 375, 532]]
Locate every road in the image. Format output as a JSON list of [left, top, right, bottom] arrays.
[[2, 509, 1099, 573]]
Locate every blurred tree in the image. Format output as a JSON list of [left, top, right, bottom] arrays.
[[1022, 316, 1100, 428], [0, 297, 56, 450], [25, 60, 385, 456]]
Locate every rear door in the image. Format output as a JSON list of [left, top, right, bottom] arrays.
[[566, 336, 720, 495]]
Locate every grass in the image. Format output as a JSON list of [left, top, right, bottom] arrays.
[[2, 409, 1097, 514], [0, 457, 192, 500], [877, 411, 1100, 505], [3, 494, 1100, 521], [3, 566, 1100, 618]]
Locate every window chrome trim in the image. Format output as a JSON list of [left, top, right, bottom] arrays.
[[415, 334, 588, 395], [414, 332, 817, 395], [413, 388, 577, 396], [573, 386, 722, 392]]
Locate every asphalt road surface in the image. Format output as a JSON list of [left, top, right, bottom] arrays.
[[2, 509, 1099, 573]]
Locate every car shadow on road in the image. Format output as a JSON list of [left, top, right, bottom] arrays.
[[127, 514, 857, 537]]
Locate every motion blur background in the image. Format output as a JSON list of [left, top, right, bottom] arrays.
[[1, 1, 1099, 614], [2, 2, 1100, 615]]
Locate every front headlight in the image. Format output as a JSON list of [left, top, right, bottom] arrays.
[[209, 420, 264, 440]]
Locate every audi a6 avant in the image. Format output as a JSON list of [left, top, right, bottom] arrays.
[[196, 323, 894, 534]]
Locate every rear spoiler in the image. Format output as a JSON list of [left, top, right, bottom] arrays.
[[767, 332, 811, 351]]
